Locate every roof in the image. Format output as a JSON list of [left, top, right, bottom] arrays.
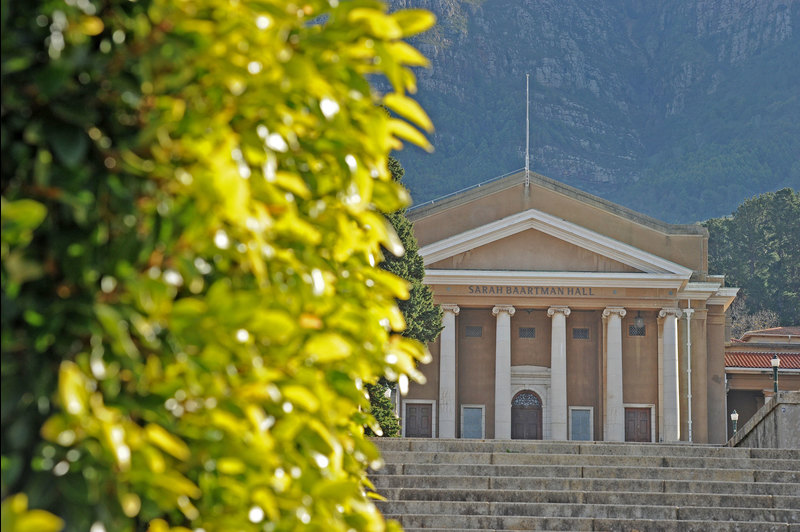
[[408, 170, 707, 236], [740, 326, 800, 339], [725, 352, 800, 369]]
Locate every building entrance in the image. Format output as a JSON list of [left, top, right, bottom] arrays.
[[405, 403, 432, 437], [625, 407, 651, 442], [511, 390, 543, 439]]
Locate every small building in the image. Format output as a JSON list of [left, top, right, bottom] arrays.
[[725, 327, 800, 438], [402, 171, 738, 444]]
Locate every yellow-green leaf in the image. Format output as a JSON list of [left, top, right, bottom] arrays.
[[302, 333, 352, 362], [383, 93, 433, 132], [391, 9, 437, 37], [145, 423, 191, 461], [388, 118, 433, 152]]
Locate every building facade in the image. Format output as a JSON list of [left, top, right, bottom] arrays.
[[401, 171, 737, 444], [725, 327, 800, 438]]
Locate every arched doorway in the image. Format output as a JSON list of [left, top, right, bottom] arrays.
[[511, 390, 543, 439]]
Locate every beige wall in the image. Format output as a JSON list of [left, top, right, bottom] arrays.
[[430, 229, 639, 273], [565, 311, 601, 439], [621, 311, 660, 440], [511, 310, 551, 366], [706, 306, 728, 443], [457, 308, 496, 438], [406, 336, 440, 402]]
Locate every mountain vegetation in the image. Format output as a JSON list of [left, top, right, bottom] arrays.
[[389, 0, 800, 223], [704, 188, 800, 328], [1, 1, 434, 530]]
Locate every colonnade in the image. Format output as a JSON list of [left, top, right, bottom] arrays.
[[438, 304, 683, 441]]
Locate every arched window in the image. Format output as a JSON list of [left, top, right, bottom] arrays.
[[512, 390, 542, 407]]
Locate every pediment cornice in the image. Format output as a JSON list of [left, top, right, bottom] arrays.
[[419, 208, 694, 277]]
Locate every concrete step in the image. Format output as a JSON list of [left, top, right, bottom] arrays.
[[386, 513, 795, 531], [378, 462, 799, 483], [372, 438, 800, 530], [373, 438, 800, 460], [380, 450, 800, 471], [378, 487, 800, 510], [372, 474, 800, 496], [378, 500, 798, 523]]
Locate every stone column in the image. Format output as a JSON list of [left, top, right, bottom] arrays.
[[439, 304, 460, 438], [660, 308, 682, 442], [547, 306, 571, 440], [492, 305, 516, 439], [603, 307, 626, 441]]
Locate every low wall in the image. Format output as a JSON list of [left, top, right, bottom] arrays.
[[728, 390, 800, 449]]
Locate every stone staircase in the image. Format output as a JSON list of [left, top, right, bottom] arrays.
[[370, 438, 800, 531]]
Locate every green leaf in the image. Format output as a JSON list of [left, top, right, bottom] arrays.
[[45, 121, 89, 169], [302, 333, 352, 363], [383, 94, 433, 132], [391, 9, 437, 37]]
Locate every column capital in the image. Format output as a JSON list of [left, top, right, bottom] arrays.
[[659, 307, 682, 319], [683, 308, 695, 319], [492, 304, 516, 317], [602, 307, 627, 319], [441, 304, 460, 316], [547, 305, 571, 318]]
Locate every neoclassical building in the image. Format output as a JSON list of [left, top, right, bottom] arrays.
[[401, 171, 738, 444]]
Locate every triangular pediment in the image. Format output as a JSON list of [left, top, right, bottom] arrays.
[[419, 208, 693, 276]]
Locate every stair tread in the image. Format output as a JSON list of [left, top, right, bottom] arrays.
[[373, 439, 800, 530]]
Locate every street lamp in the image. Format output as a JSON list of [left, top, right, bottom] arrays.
[[730, 410, 739, 435], [771, 354, 781, 394]]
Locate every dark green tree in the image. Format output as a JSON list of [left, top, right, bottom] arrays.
[[367, 157, 443, 437], [704, 188, 800, 327]]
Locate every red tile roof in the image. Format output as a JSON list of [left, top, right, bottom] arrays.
[[725, 352, 800, 369]]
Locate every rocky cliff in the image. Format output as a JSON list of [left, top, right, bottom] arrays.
[[390, 0, 800, 222]]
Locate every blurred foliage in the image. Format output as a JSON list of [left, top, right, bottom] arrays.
[[1, 0, 436, 530], [704, 188, 800, 328]]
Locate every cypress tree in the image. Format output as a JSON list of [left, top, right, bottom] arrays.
[[367, 157, 443, 436]]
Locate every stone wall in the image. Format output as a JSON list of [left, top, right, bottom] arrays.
[[729, 390, 800, 449]]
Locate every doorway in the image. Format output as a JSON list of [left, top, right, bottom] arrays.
[[405, 402, 433, 437], [624, 407, 651, 442], [511, 390, 543, 439]]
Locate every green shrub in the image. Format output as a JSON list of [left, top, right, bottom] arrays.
[[1, 1, 435, 530]]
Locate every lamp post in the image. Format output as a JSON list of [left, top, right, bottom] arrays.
[[730, 410, 739, 435], [772, 354, 780, 394]]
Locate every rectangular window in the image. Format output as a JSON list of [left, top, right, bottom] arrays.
[[461, 405, 484, 439], [519, 327, 536, 338], [572, 327, 589, 340], [628, 325, 646, 337], [465, 326, 483, 338], [569, 407, 593, 441]]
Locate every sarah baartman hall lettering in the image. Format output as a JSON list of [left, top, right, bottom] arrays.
[[402, 171, 738, 444]]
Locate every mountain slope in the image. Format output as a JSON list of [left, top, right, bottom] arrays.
[[391, 0, 800, 223]]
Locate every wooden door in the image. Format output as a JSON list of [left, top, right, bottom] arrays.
[[511, 391, 543, 440], [405, 403, 432, 437], [625, 407, 651, 442]]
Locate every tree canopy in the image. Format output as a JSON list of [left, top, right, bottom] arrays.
[[704, 188, 800, 328], [1, 1, 435, 530]]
